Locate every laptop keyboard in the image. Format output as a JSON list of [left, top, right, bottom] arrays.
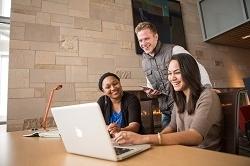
[[114, 147, 132, 155]]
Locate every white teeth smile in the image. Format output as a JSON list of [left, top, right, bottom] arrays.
[[172, 82, 180, 86]]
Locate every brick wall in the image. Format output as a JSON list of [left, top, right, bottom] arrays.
[[7, 0, 250, 131]]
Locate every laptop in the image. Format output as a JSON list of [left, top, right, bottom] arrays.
[[51, 102, 151, 161]]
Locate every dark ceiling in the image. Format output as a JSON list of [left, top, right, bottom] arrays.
[[206, 20, 250, 49]]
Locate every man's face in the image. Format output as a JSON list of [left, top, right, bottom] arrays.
[[136, 28, 158, 55]]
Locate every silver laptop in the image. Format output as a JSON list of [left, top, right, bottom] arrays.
[[51, 102, 151, 161]]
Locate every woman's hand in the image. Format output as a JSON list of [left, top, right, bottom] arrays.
[[107, 123, 121, 136], [114, 131, 144, 145]]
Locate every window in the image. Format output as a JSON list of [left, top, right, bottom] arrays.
[[0, 0, 11, 124]]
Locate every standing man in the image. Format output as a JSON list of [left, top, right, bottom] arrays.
[[135, 21, 212, 128]]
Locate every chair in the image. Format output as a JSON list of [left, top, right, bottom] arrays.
[[218, 88, 244, 154]]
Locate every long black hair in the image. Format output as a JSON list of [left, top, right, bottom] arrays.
[[169, 53, 204, 115]]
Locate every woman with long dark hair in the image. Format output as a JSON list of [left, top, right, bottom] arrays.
[[114, 53, 223, 151]]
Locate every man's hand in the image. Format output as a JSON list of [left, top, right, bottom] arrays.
[[140, 86, 161, 97]]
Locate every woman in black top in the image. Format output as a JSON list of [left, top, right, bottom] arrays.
[[97, 72, 142, 135]]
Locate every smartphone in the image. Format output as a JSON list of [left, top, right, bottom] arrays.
[[139, 86, 167, 95], [139, 85, 154, 91]]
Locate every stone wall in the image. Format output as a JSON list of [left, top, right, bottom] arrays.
[[8, 0, 250, 131], [8, 0, 145, 131]]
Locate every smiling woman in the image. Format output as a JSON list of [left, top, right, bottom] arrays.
[[113, 54, 223, 151], [97, 72, 143, 135]]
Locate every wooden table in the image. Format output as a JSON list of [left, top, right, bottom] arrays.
[[0, 131, 250, 166]]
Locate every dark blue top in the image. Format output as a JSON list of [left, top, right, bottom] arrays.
[[97, 92, 143, 133], [109, 111, 125, 128]]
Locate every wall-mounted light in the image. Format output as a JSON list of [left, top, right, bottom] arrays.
[[241, 35, 250, 39]]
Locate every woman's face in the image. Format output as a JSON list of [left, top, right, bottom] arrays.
[[102, 76, 123, 100], [168, 60, 188, 92]]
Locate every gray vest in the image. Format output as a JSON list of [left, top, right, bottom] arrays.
[[142, 42, 174, 114]]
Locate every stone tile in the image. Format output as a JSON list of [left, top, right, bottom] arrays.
[[45, 83, 75, 102], [51, 22, 74, 28], [80, 36, 117, 45], [34, 87, 45, 97], [36, 12, 50, 25], [9, 49, 35, 69], [66, 66, 87, 82], [78, 41, 100, 57], [35, 51, 56, 64], [8, 98, 45, 119], [25, 23, 60, 42], [56, 51, 78, 57], [60, 36, 78, 52], [87, 57, 115, 74], [115, 70, 131, 79], [119, 78, 145, 87], [46, 0, 68, 4], [30, 83, 45, 88], [68, 9, 89, 18], [79, 41, 118, 57], [75, 87, 99, 92], [11, 22, 26, 27], [115, 55, 140, 68], [76, 91, 100, 101], [68, 0, 89, 17], [60, 27, 84, 37], [116, 48, 135, 56], [32, 0, 42, 8], [41, 1, 68, 15], [87, 74, 102, 83], [11, 13, 35, 23], [10, 26, 25, 40], [51, 13, 74, 24], [116, 30, 134, 41], [75, 82, 97, 88], [85, 28, 116, 40], [102, 21, 133, 31], [9, 40, 30, 50], [120, 41, 133, 49], [30, 69, 65, 83], [11, 3, 40, 15], [74, 17, 101, 31], [8, 88, 35, 98], [8, 69, 29, 88], [89, 2, 131, 24], [13, 0, 31, 6], [115, 0, 131, 5], [91, 0, 115, 3], [34, 64, 65, 70], [56, 56, 87, 65], [117, 67, 145, 79], [53, 101, 79, 107], [30, 41, 59, 51]]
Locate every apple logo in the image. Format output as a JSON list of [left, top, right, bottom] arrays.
[[74, 127, 83, 138]]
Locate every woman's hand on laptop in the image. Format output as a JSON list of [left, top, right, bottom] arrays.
[[114, 131, 145, 145], [107, 123, 121, 136]]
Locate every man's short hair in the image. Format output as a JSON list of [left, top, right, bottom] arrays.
[[135, 21, 158, 34]]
